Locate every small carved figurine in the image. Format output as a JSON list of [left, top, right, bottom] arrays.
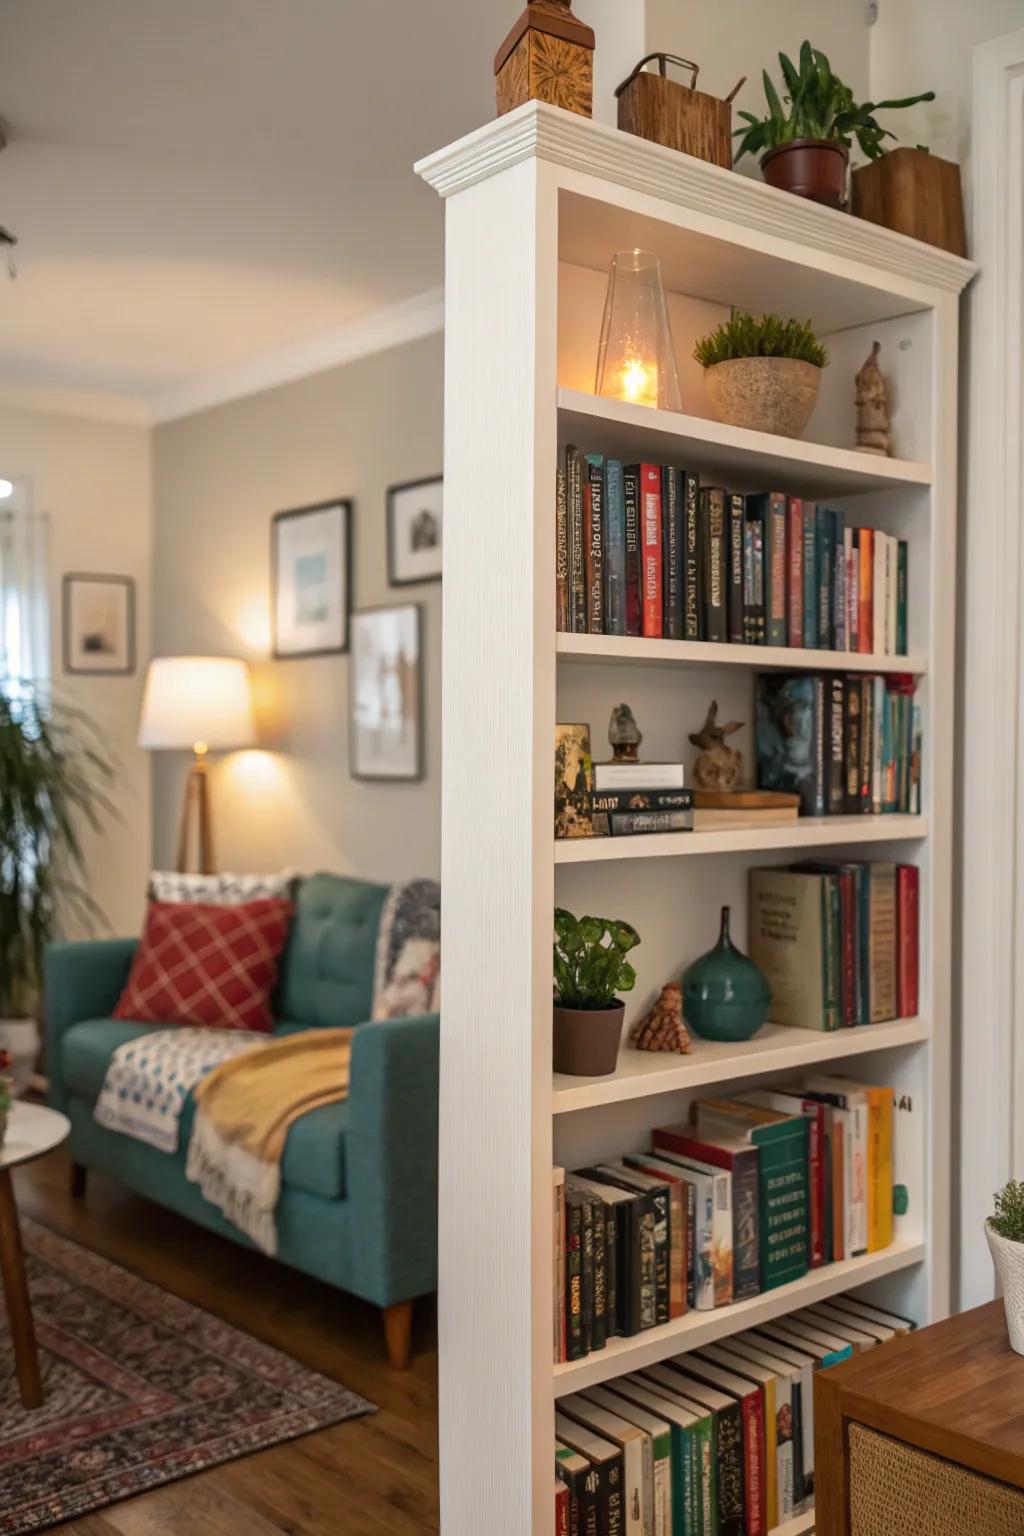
[[609, 703, 642, 763], [855, 340, 892, 457], [689, 700, 743, 791], [630, 982, 692, 1054]]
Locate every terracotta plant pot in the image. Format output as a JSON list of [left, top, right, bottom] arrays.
[[761, 138, 849, 208], [553, 1001, 624, 1077], [703, 356, 822, 439], [987, 1221, 1024, 1356]]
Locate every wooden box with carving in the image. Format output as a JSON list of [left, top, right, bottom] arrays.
[[494, 0, 594, 119]]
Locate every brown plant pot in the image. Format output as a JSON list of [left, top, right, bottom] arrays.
[[553, 1001, 624, 1077], [761, 138, 849, 209], [703, 356, 822, 439]]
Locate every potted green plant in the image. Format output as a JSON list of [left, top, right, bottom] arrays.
[[553, 908, 639, 1077], [988, 1180, 1024, 1355], [694, 310, 828, 439], [734, 41, 935, 208], [0, 689, 111, 1092]]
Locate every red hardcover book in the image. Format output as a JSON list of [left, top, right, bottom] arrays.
[[858, 528, 873, 654], [640, 463, 663, 638], [897, 864, 920, 1017], [670, 1354, 767, 1536], [786, 496, 803, 648], [555, 1481, 569, 1536]]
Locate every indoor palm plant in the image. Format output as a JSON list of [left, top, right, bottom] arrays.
[[553, 907, 640, 1077], [734, 42, 935, 208], [694, 310, 828, 439], [988, 1180, 1024, 1355], [0, 689, 111, 1093]]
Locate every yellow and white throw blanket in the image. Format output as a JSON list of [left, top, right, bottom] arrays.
[[185, 1027, 354, 1256]]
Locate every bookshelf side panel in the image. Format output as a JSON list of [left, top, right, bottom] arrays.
[[438, 159, 558, 1536]]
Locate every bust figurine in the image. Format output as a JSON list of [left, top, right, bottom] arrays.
[[609, 703, 642, 763], [689, 700, 743, 792], [855, 341, 892, 457]]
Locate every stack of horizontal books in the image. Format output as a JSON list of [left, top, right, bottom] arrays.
[[591, 759, 693, 838]]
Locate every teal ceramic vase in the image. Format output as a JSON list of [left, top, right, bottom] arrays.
[[682, 906, 771, 1043]]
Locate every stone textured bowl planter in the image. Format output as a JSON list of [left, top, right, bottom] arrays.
[[553, 1001, 625, 1077], [987, 1220, 1024, 1355], [703, 356, 822, 439]]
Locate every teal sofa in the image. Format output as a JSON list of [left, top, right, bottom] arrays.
[[44, 872, 439, 1368]]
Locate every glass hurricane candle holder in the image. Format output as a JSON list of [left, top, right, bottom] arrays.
[[595, 248, 682, 412]]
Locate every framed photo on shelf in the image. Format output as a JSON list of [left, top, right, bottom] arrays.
[[387, 476, 443, 586], [272, 499, 352, 659], [62, 573, 136, 675], [350, 603, 423, 781]]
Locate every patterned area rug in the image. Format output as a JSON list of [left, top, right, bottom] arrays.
[[0, 1219, 375, 1534]]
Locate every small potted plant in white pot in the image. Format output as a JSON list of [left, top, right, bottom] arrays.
[[988, 1180, 1024, 1355], [553, 908, 640, 1077], [695, 310, 828, 439]]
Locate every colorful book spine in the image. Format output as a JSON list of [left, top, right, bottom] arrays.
[[802, 503, 818, 648], [640, 464, 663, 639], [662, 466, 683, 640], [896, 539, 908, 655], [832, 509, 846, 651], [858, 527, 873, 654], [584, 454, 604, 634], [623, 466, 642, 638], [567, 444, 586, 633], [555, 466, 569, 632], [727, 492, 745, 645], [815, 503, 832, 650], [849, 529, 860, 652], [683, 470, 702, 640], [743, 521, 757, 645], [827, 676, 844, 814], [565, 1190, 584, 1360], [702, 488, 727, 643], [767, 492, 787, 647], [897, 863, 919, 1017], [786, 496, 803, 648], [604, 459, 626, 637]]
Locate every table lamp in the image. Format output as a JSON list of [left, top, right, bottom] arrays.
[[139, 656, 256, 874]]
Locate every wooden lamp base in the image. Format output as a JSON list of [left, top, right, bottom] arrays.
[[176, 752, 216, 875]]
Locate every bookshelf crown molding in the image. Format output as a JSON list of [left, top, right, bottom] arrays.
[[416, 102, 977, 297]]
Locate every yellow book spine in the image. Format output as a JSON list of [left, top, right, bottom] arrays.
[[764, 1376, 777, 1529], [866, 1087, 894, 1251]]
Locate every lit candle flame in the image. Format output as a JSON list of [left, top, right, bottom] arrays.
[[620, 358, 656, 405]]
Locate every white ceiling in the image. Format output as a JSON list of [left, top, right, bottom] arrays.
[[0, 0, 509, 420]]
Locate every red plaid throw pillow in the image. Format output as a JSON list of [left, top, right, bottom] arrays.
[[114, 898, 294, 1033]]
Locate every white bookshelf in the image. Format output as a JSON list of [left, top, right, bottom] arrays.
[[418, 102, 974, 1536]]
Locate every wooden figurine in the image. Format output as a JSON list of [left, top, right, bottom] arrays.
[[630, 982, 692, 1054], [608, 703, 642, 763], [855, 341, 892, 457], [689, 701, 743, 792], [494, 0, 595, 119]]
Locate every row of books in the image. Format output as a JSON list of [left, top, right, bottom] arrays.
[[556, 447, 910, 657], [750, 862, 919, 1030], [554, 1078, 901, 1367], [756, 672, 922, 817], [554, 1293, 914, 1535]]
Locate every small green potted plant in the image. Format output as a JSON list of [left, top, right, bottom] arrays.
[[553, 908, 640, 1077], [988, 1180, 1024, 1355], [734, 41, 935, 209], [694, 310, 828, 439]]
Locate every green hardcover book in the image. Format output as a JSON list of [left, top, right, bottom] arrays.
[[646, 1363, 739, 1536], [748, 868, 841, 1031], [896, 539, 908, 655], [694, 1098, 811, 1291], [615, 1373, 705, 1536]]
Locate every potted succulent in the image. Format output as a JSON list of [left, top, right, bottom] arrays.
[[734, 41, 935, 209], [988, 1180, 1024, 1355], [0, 689, 111, 1093], [553, 908, 640, 1077], [694, 310, 828, 439]]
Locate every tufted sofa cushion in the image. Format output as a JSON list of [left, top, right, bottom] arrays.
[[277, 872, 389, 1030]]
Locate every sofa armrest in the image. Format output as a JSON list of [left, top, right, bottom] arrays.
[[345, 1012, 439, 1308], [44, 938, 138, 1113]]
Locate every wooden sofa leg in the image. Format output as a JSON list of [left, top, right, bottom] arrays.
[[382, 1300, 414, 1370], [69, 1162, 87, 1200]]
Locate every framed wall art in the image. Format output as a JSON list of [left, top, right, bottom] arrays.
[[350, 603, 423, 781], [62, 573, 136, 675], [387, 476, 442, 586], [272, 498, 352, 659]]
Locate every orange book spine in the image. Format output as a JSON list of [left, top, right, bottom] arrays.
[[866, 1087, 895, 1251], [858, 528, 873, 654]]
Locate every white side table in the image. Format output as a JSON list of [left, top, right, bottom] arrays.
[[0, 1102, 70, 1407]]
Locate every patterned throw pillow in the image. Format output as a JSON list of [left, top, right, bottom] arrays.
[[148, 870, 295, 905], [114, 899, 294, 1033]]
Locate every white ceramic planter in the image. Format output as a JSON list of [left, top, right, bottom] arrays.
[[0, 1019, 38, 1096], [987, 1220, 1024, 1354]]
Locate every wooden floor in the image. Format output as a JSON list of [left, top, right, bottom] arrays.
[[13, 1149, 440, 1535]]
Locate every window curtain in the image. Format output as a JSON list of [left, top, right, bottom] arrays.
[[0, 506, 50, 690]]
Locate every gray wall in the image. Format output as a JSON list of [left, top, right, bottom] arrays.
[[151, 332, 442, 883]]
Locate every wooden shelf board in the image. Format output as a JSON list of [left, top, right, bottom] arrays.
[[771, 1511, 815, 1536], [556, 632, 926, 676], [553, 1016, 930, 1113], [558, 388, 932, 497], [552, 1240, 925, 1395], [555, 815, 928, 864]]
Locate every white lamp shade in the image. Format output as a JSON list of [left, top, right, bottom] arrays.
[[138, 656, 257, 752]]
